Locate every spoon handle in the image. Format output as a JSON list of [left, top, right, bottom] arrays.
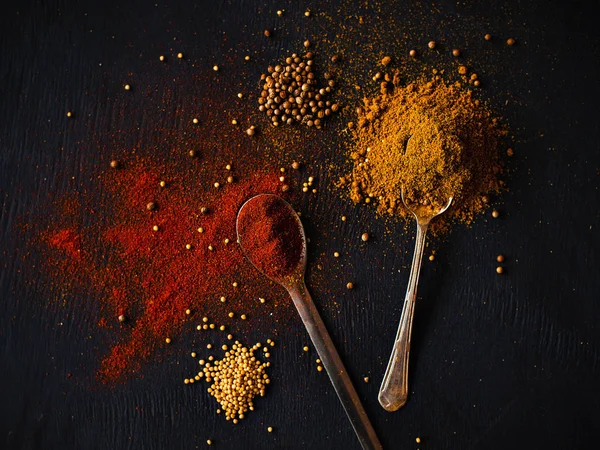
[[288, 282, 382, 450], [378, 221, 429, 411]]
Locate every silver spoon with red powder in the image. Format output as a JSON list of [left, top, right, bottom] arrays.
[[237, 194, 382, 450]]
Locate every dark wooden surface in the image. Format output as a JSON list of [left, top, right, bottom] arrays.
[[1, 0, 599, 449]]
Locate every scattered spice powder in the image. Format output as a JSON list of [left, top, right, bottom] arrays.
[[339, 75, 505, 231], [42, 161, 289, 384]]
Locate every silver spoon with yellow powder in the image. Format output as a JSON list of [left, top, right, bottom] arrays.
[[378, 188, 453, 411]]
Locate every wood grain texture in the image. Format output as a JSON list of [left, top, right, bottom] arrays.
[[1, 0, 599, 449]]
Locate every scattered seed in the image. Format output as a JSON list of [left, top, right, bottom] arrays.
[[346, 282, 354, 290], [185, 309, 191, 315], [185, 244, 192, 250], [124, 84, 131, 90], [304, 10, 310, 16], [146, 202, 156, 211], [207, 439, 212, 445], [428, 41, 436, 49], [268, 427, 273, 433], [429, 255, 435, 261], [497, 254, 505, 263], [189, 150, 197, 157], [507, 148, 514, 157], [177, 52, 183, 59], [110, 160, 119, 169], [496, 266, 504, 274], [507, 38, 516, 46], [292, 161, 300, 169], [264, 29, 271, 37], [334, 252, 340, 258], [484, 34, 492, 41], [364, 377, 369, 383], [492, 210, 499, 218], [118, 314, 126, 323], [66, 111, 72, 117], [241, 314, 247, 320], [159, 181, 166, 187], [381, 56, 391, 66], [152, 225, 159, 232], [416, 437, 421, 444], [304, 40, 311, 48], [165, 338, 171, 344], [361, 233, 369, 242], [317, 365, 323, 372], [452, 49, 461, 57], [458, 65, 468, 75], [341, 216, 347, 221], [277, 10, 283, 16], [246, 127, 255, 136], [409, 49, 417, 57], [159, 55, 165, 61], [303, 346, 309, 352]]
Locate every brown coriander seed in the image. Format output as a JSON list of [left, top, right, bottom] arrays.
[[484, 34, 492, 41], [213, 65, 219, 71], [264, 29, 271, 37], [267, 427, 273, 433], [281, 184, 289, 192], [341, 216, 347, 221], [416, 437, 421, 444], [124, 84, 131, 90], [334, 252, 340, 258], [492, 210, 500, 218], [146, 202, 156, 211], [507, 38, 516, 46], [452, 49, 461, 57], [177, 52, 183, 59], [458, 65, 468, 75], [381, 56, 391, 66], [159, 181, 166, 187], [246, 127, 255, 136], [185, 244, 192, 250], [474, 80, 481, 87], [304, 40, 311, 48], [118, 314, 126, 323], [497, 254, 505, 263], [507, 148, 514, 157], [165, 338, 171, 344], [361, 233, 369, 242], [200, 206, 208, 214], [429, 255, 435, 261], [316, 365, 323, 372], [159, 55, 165, 61], [185, 309, 191, 315], [277, 10, 283, 16], [428, 41, 436, 49], [152, 225, 159, 232], [304, 10, 310, 16], [303, 346, 309, 352], [189, 150, 197, 157], [292, 161, 300, 170], [227, 176, 234, 183], [66, 111, 72, 117], [496, 266, 504, 274], [346, 282, 354, 290], [364, 377, 369, 383], [110, 160, 119, 169], [241, 314, 247, 320], [409, 49, 417, 57]]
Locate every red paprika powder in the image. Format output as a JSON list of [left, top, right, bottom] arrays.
[[237, 195, 305, 282]]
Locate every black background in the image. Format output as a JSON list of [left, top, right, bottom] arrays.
[[1, 0, 599, 449]]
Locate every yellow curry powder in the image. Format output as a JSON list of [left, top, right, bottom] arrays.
[[340, 76, 505, 230]]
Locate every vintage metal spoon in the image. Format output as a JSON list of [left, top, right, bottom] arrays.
[[378, 189, 453, 412], [237, 194, 382, 450]]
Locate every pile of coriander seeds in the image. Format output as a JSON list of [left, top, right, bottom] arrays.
[[258, 51, 339, 129]]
